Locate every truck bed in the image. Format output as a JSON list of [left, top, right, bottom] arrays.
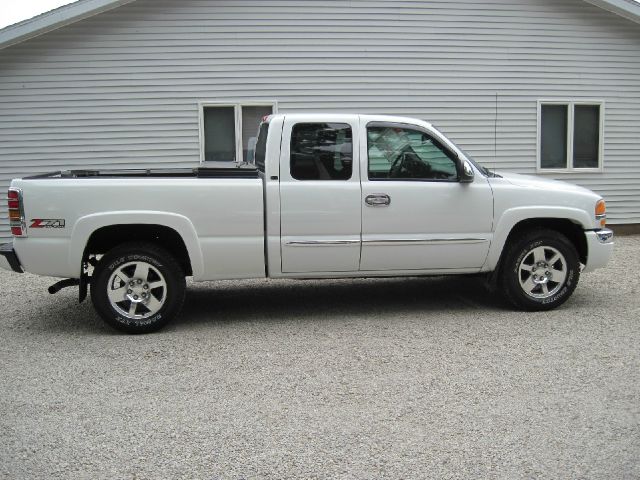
[[11, 170, 266, 281]]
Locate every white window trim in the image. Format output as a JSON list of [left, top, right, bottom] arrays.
[[536, 99, 604, 173], [198, 100, 278, 164]]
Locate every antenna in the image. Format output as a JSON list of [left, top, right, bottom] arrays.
[[494, 92, 498, 172]]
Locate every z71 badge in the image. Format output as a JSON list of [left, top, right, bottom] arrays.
[[30, 219, 66, 229]]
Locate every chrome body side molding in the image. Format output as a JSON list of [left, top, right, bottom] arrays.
[[362, 238, 488, 246], [286, 240, 360, 246]]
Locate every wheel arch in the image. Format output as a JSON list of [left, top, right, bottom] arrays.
[[485, 208, 590, 274], [501, 218, 587, 264], [487, 219, 588, 287], [70, 211, 204, 278], [85, 224, 193, 275]]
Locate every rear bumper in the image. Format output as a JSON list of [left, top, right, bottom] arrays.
[[0, 243, 23, 273], [582, 229, 614, 273]]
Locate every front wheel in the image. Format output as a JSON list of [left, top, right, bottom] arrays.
[[91, 242, 186, 333], [500, 229, 580, 311]]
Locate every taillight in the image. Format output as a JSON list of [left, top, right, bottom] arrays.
[[595, 199, 606, 228], [7, 188, 27, 237]]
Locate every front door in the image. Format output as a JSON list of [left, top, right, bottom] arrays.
[[359, 121, 493, 272], [279, 115, 361, 273]]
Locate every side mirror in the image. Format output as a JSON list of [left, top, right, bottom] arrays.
[[459, 159, 475, 183]]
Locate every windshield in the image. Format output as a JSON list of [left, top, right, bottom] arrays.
[[430, 125, 498, 177], [459, 148, 494, 177]]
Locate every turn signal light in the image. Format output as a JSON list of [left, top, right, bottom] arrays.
[[595, 199, 606, 227], [7, 187, 26, 237]]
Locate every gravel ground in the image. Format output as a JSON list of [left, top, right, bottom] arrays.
[[1, 236, 639, 479]]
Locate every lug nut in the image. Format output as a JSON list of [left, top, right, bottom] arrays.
[[127, 289, 132, 294], [137, 279, 143, 284], [129, 281, 135, 287], [143, 284, 149, 290], [133, 295, 139, 300]]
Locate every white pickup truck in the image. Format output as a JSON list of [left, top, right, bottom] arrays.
[[1, 114, 614, 333]]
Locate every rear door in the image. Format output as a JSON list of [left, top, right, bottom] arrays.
[[279, 115, 361, 273]]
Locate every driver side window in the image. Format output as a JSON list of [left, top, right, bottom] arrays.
[[367, 125, 458, 181]]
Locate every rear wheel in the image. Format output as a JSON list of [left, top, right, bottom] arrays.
[[91, 242, 186, 333], [500, 229, 580, 311]]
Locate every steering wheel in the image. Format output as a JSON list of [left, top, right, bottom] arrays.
[[389, 152, 408, 178], [389, 152, 431, 178]]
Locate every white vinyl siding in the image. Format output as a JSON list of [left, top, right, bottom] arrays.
[[0, 0, 639, 237]]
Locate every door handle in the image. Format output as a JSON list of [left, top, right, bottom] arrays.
[[365, 194, 391, 207]]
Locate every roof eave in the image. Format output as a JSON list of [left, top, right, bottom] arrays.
[[0, 0, 637, 52], [583, 0, 640, 24], [0, 0, 137, 50]]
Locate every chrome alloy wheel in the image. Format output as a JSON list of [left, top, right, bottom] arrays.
[[106, 261, 167, 319], [517, 245, 567, 299]]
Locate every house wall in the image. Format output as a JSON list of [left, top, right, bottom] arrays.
[[1, 0, 639, 238]]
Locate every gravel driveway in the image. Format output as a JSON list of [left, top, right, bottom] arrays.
[[1, 236, 639, 479]]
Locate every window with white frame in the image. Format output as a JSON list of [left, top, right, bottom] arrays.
[[200, 102, 275, 163], [538, 101, 603, 171]]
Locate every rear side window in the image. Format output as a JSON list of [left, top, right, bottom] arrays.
[[254, 122, 269, 172], [290, 123, 352, 180]]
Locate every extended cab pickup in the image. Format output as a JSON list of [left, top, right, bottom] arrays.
[[1, 114, 614, 333]]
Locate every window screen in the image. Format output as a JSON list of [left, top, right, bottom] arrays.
[[203, 106, 236, 162], [540, 105, 568, 169], [290, 123, 353, 180], [573, 105, 600, 169]]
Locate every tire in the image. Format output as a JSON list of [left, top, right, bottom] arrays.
[[500, 229, 580, 311], [91, 242, 186, 333]]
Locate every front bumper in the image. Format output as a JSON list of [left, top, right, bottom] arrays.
[[582, 228, 614, 273], [0, 243, 23, 273]]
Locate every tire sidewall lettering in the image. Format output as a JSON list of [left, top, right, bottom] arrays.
[[115, 313, 163, 326], [108, 254, 162, 272]]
